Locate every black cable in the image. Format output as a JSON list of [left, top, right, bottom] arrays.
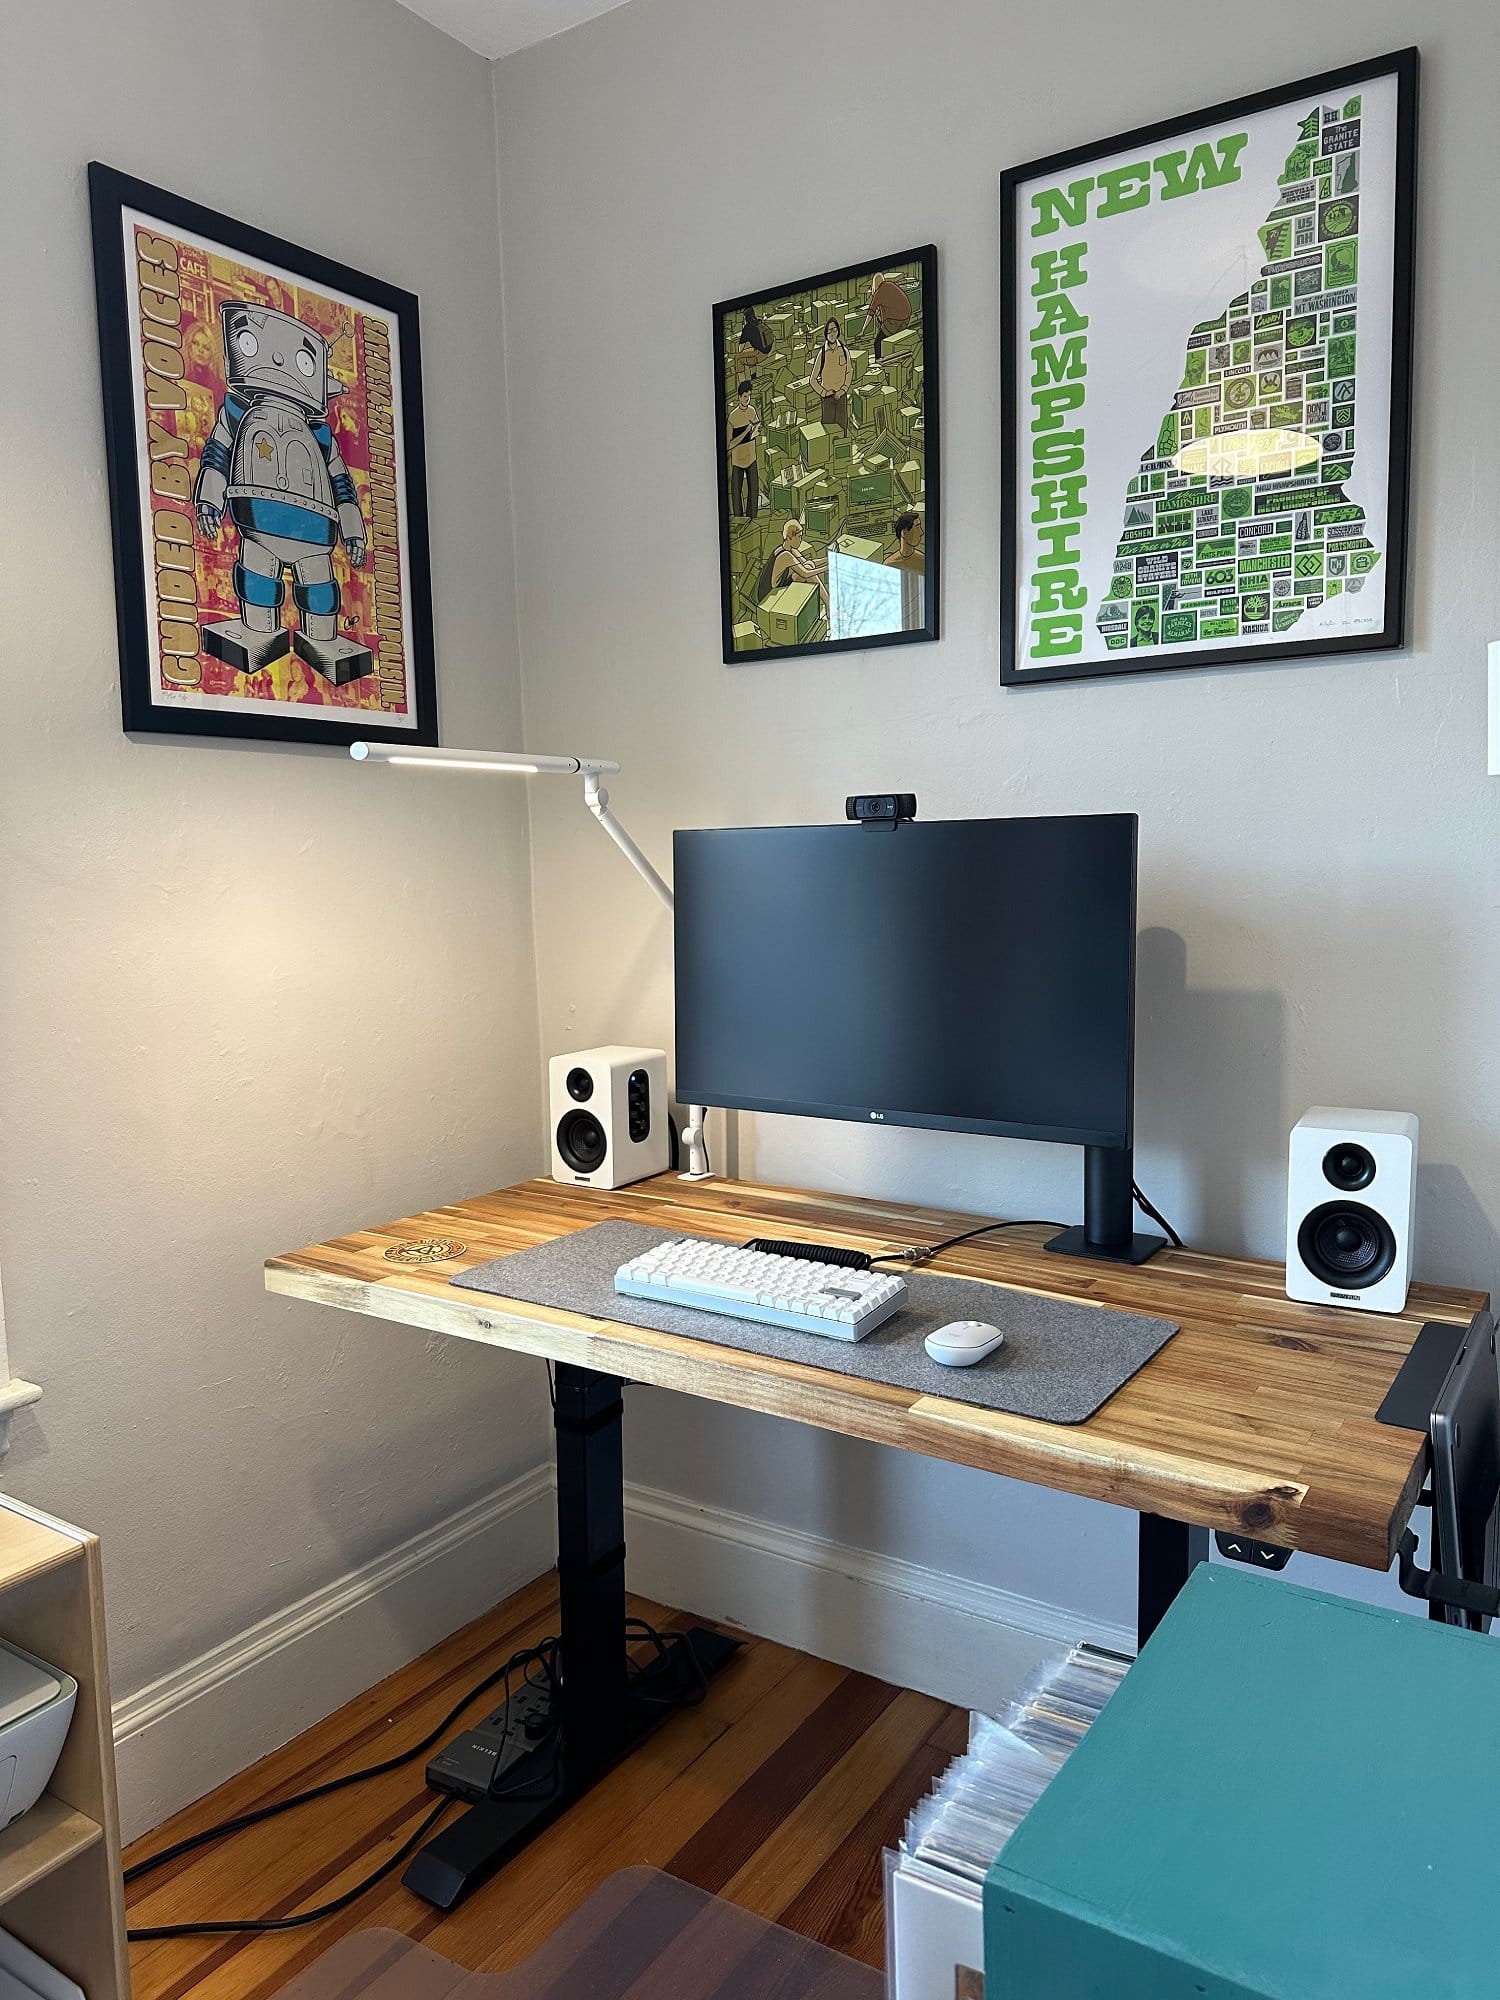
[[1132, 1179, 1183, 1250], [625, 1616, 710, 1708], [873, 1191, 1186, 1269], [126, 1796, 454, 1940], [124, 1610, 705, 1942], [127, 1636, 565, 1940], [124, 1638, 560, 1886], [743, 1237, 874, 1270], [869, 1219, 1063, 1269]]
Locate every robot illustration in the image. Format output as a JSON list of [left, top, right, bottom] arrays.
[[193, 302, 372, 684]]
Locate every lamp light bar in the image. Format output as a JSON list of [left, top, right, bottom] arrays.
[[349, 742, 620, 777]]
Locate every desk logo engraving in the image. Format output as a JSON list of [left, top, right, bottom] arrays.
[[384, 1237, 466, 1264]]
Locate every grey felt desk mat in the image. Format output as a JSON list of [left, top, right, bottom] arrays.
[[452, 1221, 1177, 1425]]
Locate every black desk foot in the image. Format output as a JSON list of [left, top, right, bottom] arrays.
[[404, 1625, 740, 1910]]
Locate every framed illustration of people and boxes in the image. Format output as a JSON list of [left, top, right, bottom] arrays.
[[1000, 49, 1417, 686], [713, 246, 939, 665], [89, 162, 438, 745]]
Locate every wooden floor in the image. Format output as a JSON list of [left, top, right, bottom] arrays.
[[125, 1576, 964, 2000]]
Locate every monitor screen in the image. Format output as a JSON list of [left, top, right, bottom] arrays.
[[673, 814, 1138, 1149]]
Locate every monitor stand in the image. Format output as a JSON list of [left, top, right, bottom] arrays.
[[1045, 1144, 1166, 1267]]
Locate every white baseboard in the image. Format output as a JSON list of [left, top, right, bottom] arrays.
[[112, 1463, 555, 1843], [622, 1481, 1134, 1716], [113, 1467, 1129, 1845]]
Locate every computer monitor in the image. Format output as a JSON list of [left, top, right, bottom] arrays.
[[672, 812, 1162, 1263]]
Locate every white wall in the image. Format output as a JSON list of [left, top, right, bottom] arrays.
[[0, 0, 550, 1797], [495, 0, 1500, 1631]]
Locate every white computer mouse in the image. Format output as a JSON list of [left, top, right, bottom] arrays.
[[924, 1320, 1006, 1367]]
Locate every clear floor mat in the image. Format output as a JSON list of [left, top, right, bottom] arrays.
[[273, 1867, 881, 2000]]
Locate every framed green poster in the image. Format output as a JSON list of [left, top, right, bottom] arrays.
[[713, 247, 939, 664], [1001, 49, 1417, 685]]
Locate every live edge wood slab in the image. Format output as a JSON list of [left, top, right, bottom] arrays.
[[266, 1175, 1488, 1573]]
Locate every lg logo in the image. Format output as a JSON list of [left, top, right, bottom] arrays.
[[869, 1111, 885, 1122]]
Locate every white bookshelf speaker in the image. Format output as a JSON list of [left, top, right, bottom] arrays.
[[1285, 1108, 1419, 1314], [549, 1046, 670, 1189]]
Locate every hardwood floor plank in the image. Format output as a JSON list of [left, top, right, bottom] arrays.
[[668, 1672, 899, 1896], [721, 1689, 949, 1921], [777, 1734, 954, 1965]]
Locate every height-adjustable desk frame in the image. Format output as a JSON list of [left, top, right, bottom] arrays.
[[267, 1172, 1488, 1910]]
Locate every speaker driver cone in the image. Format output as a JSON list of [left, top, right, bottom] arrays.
[[557, 1109, 607, 1174], [1322, 1142, 1376, 1191], [1297, 1201, 1396, 1290]]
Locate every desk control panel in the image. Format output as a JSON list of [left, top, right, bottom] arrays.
[[1214, 1531, 1292, 1572]]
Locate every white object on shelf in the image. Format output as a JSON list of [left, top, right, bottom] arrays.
[[0, 1926, 85, 2000], [0, 1641, 76, 1832]]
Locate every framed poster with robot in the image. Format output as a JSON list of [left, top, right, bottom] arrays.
[[1000, 49, 1417, 686], [88, 163, 437, 744]]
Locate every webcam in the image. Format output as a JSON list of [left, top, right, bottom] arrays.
[[846, 794, 917, 825]]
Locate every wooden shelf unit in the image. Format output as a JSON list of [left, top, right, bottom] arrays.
[[0, 1501, 128, 1999]]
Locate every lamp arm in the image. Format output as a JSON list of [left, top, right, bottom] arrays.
[[581, 775, 711, 1181], [583, 774, 674, 914]]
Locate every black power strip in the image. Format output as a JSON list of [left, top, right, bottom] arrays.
[[427, 1682, 558, 1802]]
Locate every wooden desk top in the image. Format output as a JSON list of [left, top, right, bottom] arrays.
[[266, 1175, 1488, 1572]]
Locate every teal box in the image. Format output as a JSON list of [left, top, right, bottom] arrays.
[[986, 1565, 1500, 1998]]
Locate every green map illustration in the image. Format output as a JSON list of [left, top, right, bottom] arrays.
[[1097, 94, 1377, 654]]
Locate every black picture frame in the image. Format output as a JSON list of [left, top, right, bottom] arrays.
[[713, 245, 939, 665], [88, 162, 438, 745], [1000, 49, 1418, 687]]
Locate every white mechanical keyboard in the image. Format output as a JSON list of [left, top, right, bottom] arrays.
[[614, 1237, 907, 1342]]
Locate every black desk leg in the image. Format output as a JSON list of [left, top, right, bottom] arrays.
[[1138, 1513, 1209, 1648], [402, 1364, 740, 1911], [554, 1364, 629, 1774]]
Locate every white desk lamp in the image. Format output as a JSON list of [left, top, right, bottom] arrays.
[[349, 740, 711, 1180]]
